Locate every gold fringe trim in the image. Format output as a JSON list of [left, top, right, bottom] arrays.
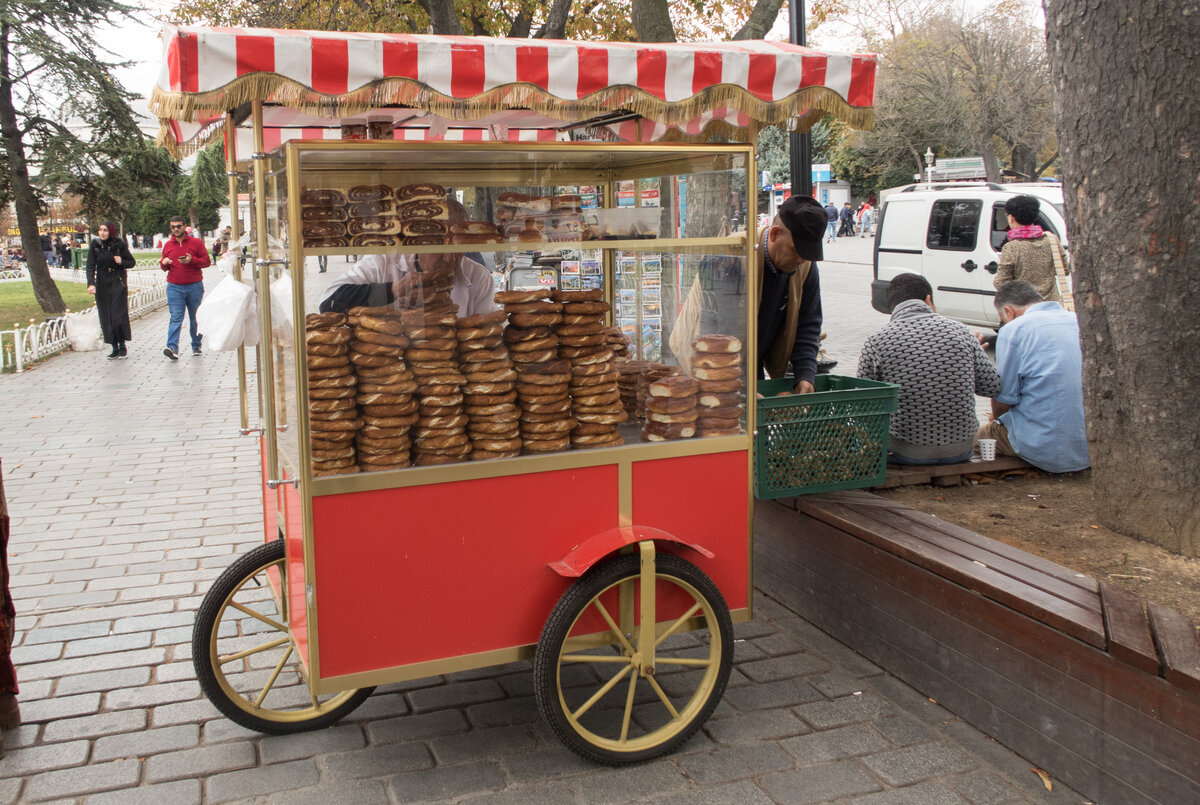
[[151, 77, 873, 156]]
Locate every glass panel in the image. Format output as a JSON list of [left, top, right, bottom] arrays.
[[926, 200, 981, 251], [265, 156, 301, 478], [286, 142, 752, 477]]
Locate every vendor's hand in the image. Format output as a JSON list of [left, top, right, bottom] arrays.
[[793, 380, 815, 394], [86, 285, 96, 295], [113, 256, 122, 265]]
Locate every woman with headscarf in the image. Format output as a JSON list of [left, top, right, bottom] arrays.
[[86, 220, 135, 359]]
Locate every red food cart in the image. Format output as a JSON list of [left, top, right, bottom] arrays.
[[153, 25, 875, 764]]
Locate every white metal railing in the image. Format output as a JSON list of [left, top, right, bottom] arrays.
[[2, 272, 168, 373]]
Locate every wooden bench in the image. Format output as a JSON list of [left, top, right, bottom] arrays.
[[875, 455, 1033, 488], [755, 490, 1200, 805]]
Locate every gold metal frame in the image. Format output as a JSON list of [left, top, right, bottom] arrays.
[[244, 136, 760, 696]]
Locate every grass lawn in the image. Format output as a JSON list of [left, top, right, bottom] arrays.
[[0, 280, 95, 328]]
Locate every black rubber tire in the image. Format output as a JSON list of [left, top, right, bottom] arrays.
[[192, 540, 374, 734], [533, 552, 733, 764]]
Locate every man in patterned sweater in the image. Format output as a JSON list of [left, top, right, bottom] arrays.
[[859, 274, 1001, 464]]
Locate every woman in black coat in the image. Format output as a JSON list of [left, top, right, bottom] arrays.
[[86, 221, 135, 359]]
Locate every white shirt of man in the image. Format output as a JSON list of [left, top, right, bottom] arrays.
[[319, 253, 498, 317]]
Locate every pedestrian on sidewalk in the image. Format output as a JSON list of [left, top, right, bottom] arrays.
[[160, 215, 210, 360], [86, 221, 135, 359], [823, 201, 838, 242]]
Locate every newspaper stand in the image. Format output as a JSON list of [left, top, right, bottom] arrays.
[[153, 26, 875, 763]]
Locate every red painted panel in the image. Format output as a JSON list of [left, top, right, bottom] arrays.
[[631, 451, 750, 610], [281, 467, 309, 669], [310, 465, 619, 678]]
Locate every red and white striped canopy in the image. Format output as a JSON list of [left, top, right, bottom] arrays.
[[151, 25, 876, 154]]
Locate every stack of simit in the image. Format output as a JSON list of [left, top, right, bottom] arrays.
[[305, 313, 360, 475]]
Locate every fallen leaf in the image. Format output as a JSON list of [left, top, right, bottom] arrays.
[[1090, 525, 1100, 529], [1031, 767, 1053, 791], [30, 414, 43, 418]]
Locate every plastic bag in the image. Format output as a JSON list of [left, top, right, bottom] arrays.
[[215, 232, 253, 276], [269, 273, 294, 345], [196, 274, 254, 351], [65, 311, 103, 351], [242, 279, 261, 348]]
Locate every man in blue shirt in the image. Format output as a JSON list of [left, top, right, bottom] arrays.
[[976, 281, 1090, 472]]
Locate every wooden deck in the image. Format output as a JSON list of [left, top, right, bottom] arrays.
[[875, 455, 1033, 488], [755, 490, 1200, 805]]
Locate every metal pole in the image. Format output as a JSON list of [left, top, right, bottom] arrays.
[[789, 0, 813, 198]]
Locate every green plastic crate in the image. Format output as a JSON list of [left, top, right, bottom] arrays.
[[754, 375, 898, 499]]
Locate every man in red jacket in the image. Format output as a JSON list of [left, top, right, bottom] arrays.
[[160, 215, 210, 359]]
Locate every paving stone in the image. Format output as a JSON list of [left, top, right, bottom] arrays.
[[738, 652, 831, 682], [874, 716, 938, 747], [267, 779, 391, 805], [319, 742, 433, 780], [794, 691, 896, 729], [21, 759, 143, 802], [732, 638, 769, 663], [21, 648, 167, 682], [407, 679, 506, 713], [939, 722, 1080, 805], [722, 678, 824, 711], [18, 693, 101, 723], [759, 761, 883, 804], [259, 724, 366, 764], [572, 757, 689, 803], [430, 723, 538, 765], [62, 632, 153, 658], [367, 709, 469, 745], [341, 691, 409, 723], [37, 600, 173, 628], [750, 631, 808, 657], [499, 740, 598, 784], [20, 621, 113, 647], [144, 741, 256, 783], [862, 742, 978, 786], [93, 724, 200, 761], [808, 670, 870, 699], [387, 760, 506, 802], [464, 695, 541, 729], [202, 717, 266, 745], [847, 781, 972, 805], [651, 780, 776, 805], [947, 771, 1031, 805], [459, 780, 582, 805], [55, 665, 151, 696], [0, 739, 90, 778], [150, 696, 223, 727], [84, 779, 202, 805], [704, 708, 810, 745], [207, 759, 320, 804], [780, 723, 893, 766], [0, 778, 20, 804], [867, 675, 959, 726], [677, 742, 795, 785], [105, 679, 202, 710], [42, 709, 147, 744]]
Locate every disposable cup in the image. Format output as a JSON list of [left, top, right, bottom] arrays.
[[978, 439, 997, 461]]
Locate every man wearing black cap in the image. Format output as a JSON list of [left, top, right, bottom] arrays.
[[757, 195, 826, 393]]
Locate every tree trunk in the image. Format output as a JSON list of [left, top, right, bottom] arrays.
[[0, 24, 66, 315], [1044, 0, 1200, 555], [631, 0, 676, 42], [732, 0, 787, 40]]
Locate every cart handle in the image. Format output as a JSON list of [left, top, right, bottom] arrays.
[[548, 526, 714, 578]]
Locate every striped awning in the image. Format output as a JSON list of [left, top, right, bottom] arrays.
[[151, 26, 876, 154]]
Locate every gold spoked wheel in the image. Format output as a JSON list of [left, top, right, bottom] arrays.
[[192, 540, 373, 733], [533, 548, 733, 764]]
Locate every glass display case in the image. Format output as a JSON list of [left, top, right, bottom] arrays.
[[260, 141, 755, 487]]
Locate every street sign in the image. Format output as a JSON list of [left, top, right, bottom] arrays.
[[812, 163, 832, 183]]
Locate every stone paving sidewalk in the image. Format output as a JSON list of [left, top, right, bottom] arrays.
[[0, 268, 1084, 803]]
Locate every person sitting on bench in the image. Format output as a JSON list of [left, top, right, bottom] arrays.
[[858, 273, 1001, 464], [976, 281, 1090, 473]]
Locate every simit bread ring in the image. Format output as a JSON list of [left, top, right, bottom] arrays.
[[559, 313, 605, 326], [309, 417, 364, 432], [459, 347, 509, 363], [649, 375, 699, 398], [470, 429, 520, 442], [510, 349, 558, 364], [469, 449, 520, 461], [642, 420, 697, 440], [306, 312, 347, 330], [311, 445, 356, 461], [571, 361, 615, 377], [692, 365, 742, 381], [572, 389, 622, 407], [557, 334, 605, 347], [697, 426, 741, 438], [575, 410, 628, 425], [308, 365, 354, 380], [311, 456, 357, 471], [555, 322, 605, 336], [647, 408, 699, 424], [570, 371, 619, 387], [309, 374, 357, 389], [503, 301, 563, 314], [558, 345, 608, 359], [463, 391, 517, 406], [456, 324, 504, 341], [698, 391, 744, 408], [521, 436, 570, 453], [358, 393, 418, 408], [306, 327, 352, 346], [693, 334, 743, 353], [646, 395, 698, 414], [563, 301, 611, 315], [571, 422, 619, 436], [407, 348, 456, 362], [495, 290, 548, 304], [349, 341, 397, 357], [358, 380, 417, 395], [571, 432, 624, 446], [507, 336, 558, 353], [308, 343, 349, 357], [457, 338, 505, 353], [517, 383, 569, 398], [350, 352, 403, 369], [521, 398, 572, 414], [407, 325, 456, 341], [504, 325, 553, 343], [521, 419, 576, 434], [310, 397, 357, 413], [463, 377, 518, 392], [309, 386, 358, 400], [418, 392, 464, 407], [416, 433, 470, 450], [468, 410, 521, 425], [357, 433, 412, 449], [697, 378, 744, 394], [361, 404, 419, 419], [693, 352, 743, 369], [407, 360, 457, 374], [572, 348, 615, 365], [356, 316, 406, 336], [415, 383, 461, 397], [352, 330, 410, 348], [465, 402, 521, 417], [471, 438, 522, 453], [401, 308, 457, 328], [307, 355, 351, 370], [509, 312, 562, 328], [457, 310, 508, 328], [361, 416, 417, 430], [462, 359, 513, 375], [551, 289, 605, 302]]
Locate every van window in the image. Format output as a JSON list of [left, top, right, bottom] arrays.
[[927, 200, 981, 251]]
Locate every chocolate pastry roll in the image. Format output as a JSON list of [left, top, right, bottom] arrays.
[[347, 199, 394, 218], [351, 234, 399, 247], [401, 219, 449, 237], [300, 188, 347, 206], [397, 199, 449, 221], [347, 184, 394, 201], [396, 183, 446, 203], [347, 217, 403, 236], [302, 222, 348, 239], [301, 206, 349, 222]]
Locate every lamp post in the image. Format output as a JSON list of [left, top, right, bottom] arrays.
[[925, 148, 935, 189], [789, 0, 812, 198]]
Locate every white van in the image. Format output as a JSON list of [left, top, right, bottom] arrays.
[[870, 182, 1069, 328]]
